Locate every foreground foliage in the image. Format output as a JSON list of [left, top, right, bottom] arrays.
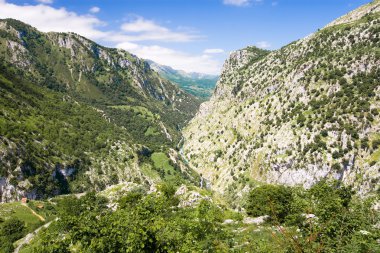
[[15, 181, 380, 253], [246, 181, 380, 252], [24, 191, 232, 253]]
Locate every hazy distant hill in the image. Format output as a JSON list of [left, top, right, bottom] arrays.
[[147, 60, 218, 100]]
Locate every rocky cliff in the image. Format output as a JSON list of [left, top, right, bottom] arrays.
[[183, 0, 380, 203]]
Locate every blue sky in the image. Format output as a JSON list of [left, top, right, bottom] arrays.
[[0, 0, 371, 74]]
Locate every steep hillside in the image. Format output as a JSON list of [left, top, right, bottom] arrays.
[[0, 19, 201, 146], [147, 60, 218, 100], [0, 19, 200, 202], [183, 0, 380, 203]]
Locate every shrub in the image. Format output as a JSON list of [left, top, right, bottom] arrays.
[[245, 185, 293, 223], [372, 139, 380, 150], [332, 163, 341, 171], [0, 218, 25, 243]]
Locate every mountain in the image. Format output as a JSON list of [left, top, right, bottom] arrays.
[[1, 3, 380, 253], [183, 0, 380, 203], [0, 19, 200, 202], [147, 60, 219, 100]]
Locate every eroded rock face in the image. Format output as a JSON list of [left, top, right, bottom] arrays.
[[175, 184, 211, 207], [0, 178, 19, 202], [183, 0, 380, 201]]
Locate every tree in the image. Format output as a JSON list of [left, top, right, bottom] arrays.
[[245, 185, 293, 223]]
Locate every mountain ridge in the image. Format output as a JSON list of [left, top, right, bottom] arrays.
[[183, 0, 380, 203], [0, 3, 380, 252], [0, 18, 200, 202]]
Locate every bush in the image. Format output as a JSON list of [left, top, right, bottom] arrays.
[[118, 189, 145, 208], [0, 238, 14, 253], [372, 139, 380, 150], [332, 163, 341, 171], [361, 137, 369, 149], [0, 218, 25, 243], [245, 185, 293, 223], [158, 182, 177, 199]]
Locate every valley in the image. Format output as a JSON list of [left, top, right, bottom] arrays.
[[0, 18, 201, 202], [147, 60, 219, 100], [0, 0, 380, 252]]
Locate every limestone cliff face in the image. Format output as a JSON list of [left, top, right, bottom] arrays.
[[183, 0, 380, 202], [214, 47, 270, 99]]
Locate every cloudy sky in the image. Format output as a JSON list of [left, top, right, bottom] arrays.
[[0, 0, 370, 74]]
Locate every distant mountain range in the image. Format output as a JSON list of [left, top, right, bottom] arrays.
[[147, 60, 219, 100]]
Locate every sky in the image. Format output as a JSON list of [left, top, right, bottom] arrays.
[[0, 0, 371, 75]]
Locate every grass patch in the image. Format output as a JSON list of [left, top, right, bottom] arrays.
[[0, 202, 43, 231], [76, 79, 105, 100], [145, 126, 160, 136], [151, 152, 177, 179], [141, 164, 161, 181], [27, 201, 56, 221], [151, 153, 175, 171]]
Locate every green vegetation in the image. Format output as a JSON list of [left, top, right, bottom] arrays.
[[16, 181, 379, 253], [0, 67, 129, 196], [0, 18, 199, 150], [149, 152, 198, 185], [245, 46, 271, 64], [0, 200, 55, 253], [246, 181, 380, 252], [21, 191, 232, 252], [0, 202, 42, 230], [0, 56, 197, 198], [0, 18, 201, 200], [151, 152, 176, 173], [0, 218, 25, 252], [245, 184, 293, 223]]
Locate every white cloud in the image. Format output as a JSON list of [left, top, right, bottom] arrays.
[[223, 0, 262, 7], [36, 0, 53, 4], [0, 0, 221, 74], [203, 48, 225, 54], [117, 42, 222, 75], [89, 6, 100, 14], [256, 41, 271, 49], [120, 17, 199, 42], [223, 0, 251, 6], [0, 1, 105, 39]]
